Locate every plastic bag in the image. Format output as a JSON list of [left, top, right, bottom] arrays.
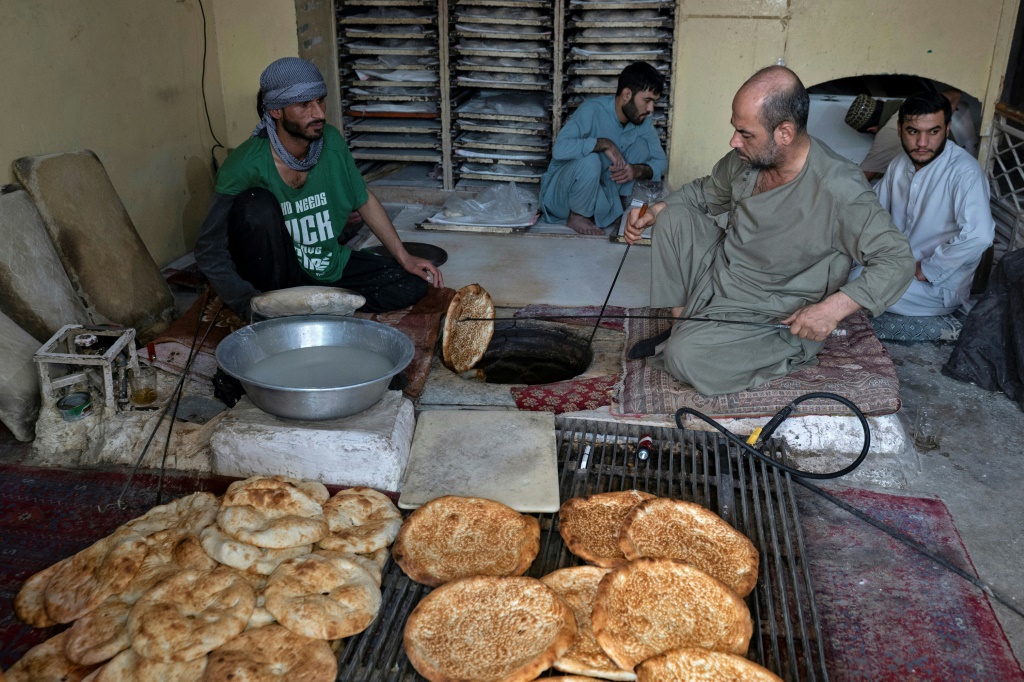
[[942, 247, 1024, 408], [431, 182, 538, 227]]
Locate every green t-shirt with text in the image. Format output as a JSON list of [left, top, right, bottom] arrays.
[[214, 125, 368, 282]]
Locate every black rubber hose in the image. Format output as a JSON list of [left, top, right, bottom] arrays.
[[675, 391, 871, 479]]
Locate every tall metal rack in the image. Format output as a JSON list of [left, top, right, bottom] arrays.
[[336, 0, 676, 192], [562, 0, 674, 149], [337, 0, 449, 187]]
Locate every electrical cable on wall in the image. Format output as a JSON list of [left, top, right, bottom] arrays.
[[195, 0, 225, 172]]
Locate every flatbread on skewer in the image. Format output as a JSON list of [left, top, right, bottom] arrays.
[[442, 283, 494, 373]]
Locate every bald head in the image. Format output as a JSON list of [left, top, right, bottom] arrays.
[[738, 66, 810, 135]]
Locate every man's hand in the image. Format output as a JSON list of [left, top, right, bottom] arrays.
[[595, 138, 630, 180], [398, 253, 444, 288], [915, 261, 929, 282], [610, 162, 637, 184], [624, 201, 665, 244], [782, 291, 860, 342]]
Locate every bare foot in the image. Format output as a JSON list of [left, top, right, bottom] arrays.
[[567, 212, 605, 235]]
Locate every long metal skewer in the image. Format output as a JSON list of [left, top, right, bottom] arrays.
[[586, 203, 646, 346], [458, 313, 846, 335]]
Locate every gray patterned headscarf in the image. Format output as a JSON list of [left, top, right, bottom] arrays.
[[252, 57, 328, 171]]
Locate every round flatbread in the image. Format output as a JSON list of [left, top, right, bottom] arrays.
[[263, 553, 381, 640], [128, 567, 256, 662], [558, 490, 656, 568], [217, 477, 328, 549], [63, 596, 132, 666], [592, 558, 753, 671], [122, 492, 219, 537], [121, 529, 217, 604], [267, 475, 330, 504], [43, 531, 149, 624], [85, 648, 207, 682], [201, 524, 311, 575], [404, 575, 577, 682], [203, 625, 338, 682], [5, 630, 97, 682], [620, 497, 760, 597], [635, 647, 783, 682], [442, 283, 495, 373], [540, 566, 634, 681], [14, 558, 66, 627], [315, 550, 383, 587], [392, 495, 540, 587], [318, 486, 402, 554]]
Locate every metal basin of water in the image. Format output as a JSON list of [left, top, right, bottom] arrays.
[[216, 316, 414, 421]]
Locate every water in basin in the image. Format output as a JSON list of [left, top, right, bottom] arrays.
[[246, 346, 393, 388]]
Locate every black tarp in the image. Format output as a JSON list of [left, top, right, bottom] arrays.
[[943, 247, 1024, 409]]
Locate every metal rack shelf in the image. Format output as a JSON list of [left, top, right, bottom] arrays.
[[337, 0, 677, 191]]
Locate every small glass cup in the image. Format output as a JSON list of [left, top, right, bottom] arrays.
[[913, 406, 942, 451], [130, 365, 158, 407]]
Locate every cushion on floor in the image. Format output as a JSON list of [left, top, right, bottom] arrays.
[[870, 311, 963, 342], [14, 150, 175, 341], [617, 309, 901, 418], [0, 311, 41, 441], [0, 186, 90, 342]]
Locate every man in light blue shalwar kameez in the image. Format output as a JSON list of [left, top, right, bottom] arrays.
[[540, 62, 668, 234]]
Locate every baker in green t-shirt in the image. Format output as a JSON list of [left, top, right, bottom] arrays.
[[195, 57, 443, 319]]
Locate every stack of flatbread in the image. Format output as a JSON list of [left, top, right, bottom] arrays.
[[7, 476, 403, 682], [397, 490, 780, 682]]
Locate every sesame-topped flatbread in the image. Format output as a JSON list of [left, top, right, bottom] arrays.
[[635, 647, 783, 682], [442, 283, 494, 373], [404, 576, 577, 682], [392, 495, 539, 587], [592, 558, 753, 672], [540, 566, 635, 681], [558, 490, 656, 568], [619, 497, 760, 597]]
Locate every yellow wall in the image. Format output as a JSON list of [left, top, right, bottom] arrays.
[[668, 0, 1020, 187], [0, 0, 297, 267]]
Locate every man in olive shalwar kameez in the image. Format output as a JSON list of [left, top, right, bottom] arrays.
[[625, 66, 915, 396]]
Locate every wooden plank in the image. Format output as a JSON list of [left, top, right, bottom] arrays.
[[419, 221, 528, 233]]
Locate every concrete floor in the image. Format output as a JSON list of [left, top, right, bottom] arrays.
[[375, 211, 1024, 661]]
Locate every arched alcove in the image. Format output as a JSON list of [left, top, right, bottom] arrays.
[[805, 74, 982, 168]]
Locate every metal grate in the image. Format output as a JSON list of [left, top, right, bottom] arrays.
[[987, 114, 1024, 250], [337, 417, 829, 681]]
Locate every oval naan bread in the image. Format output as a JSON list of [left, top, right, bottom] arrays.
[[404, 576, 577, 682], [263, 553, 380, 640], [558, 490, 655, 568], [540, 566, 634, 681], [442, 283, 494, 373], [203, 624, 337, 682], [619, 497, 759, 597], [128, 567, 255, 662], [592, 558, 753, 671], [392, 495, 539, 586], [635, 647, 783, 682], [318, 486, 402, 554]]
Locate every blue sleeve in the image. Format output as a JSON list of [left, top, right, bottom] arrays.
[[550, 104, 599, 162]]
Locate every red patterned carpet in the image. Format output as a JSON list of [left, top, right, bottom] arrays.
[[2, 465, 1021, 679], [800, 487, 1024, 681]]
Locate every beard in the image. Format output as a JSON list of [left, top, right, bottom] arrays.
[[739, 134, 780, 171], [902, 135, 946, 168], [282, 115, 324, 142], [622, 98, 647, 125]]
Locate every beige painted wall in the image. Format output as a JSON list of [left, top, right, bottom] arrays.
[[668, 0, 1020, 187], [0, 0, 297, 267]]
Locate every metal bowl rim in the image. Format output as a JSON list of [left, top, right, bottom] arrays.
[[215, 315, 414, 393]]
